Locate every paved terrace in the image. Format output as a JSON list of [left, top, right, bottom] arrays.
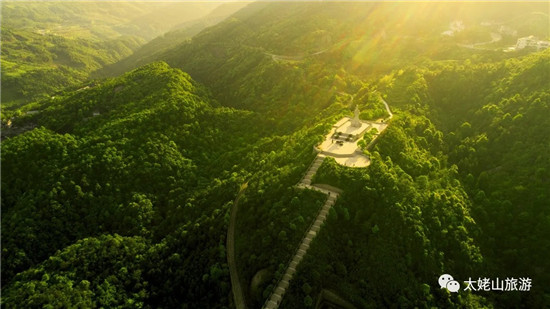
[[318, 118, 388, 167]]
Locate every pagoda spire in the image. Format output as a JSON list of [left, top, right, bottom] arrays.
[[351, 105, 361, 127]]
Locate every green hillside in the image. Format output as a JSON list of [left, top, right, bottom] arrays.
[[1, 2, 220, 41], [96, 2, 249, 78], [0, 1, 223, 112], [281, 49, 550, 308], [99, 2, 547, 125], [1, 27, 143, 108], [1, 61, 334, 308]]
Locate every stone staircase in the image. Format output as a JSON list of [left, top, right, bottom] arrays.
[[263, 155, 338, 309], [260, 95, 391, 309], [301, 154, 325, 186]]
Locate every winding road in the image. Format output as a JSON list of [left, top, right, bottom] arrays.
[[227, 182, 249, 309], [265, 48, 328, 62], [457, 32, 502, 50], [378, 93, 393, 120]]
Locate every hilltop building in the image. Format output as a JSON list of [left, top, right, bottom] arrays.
[[317, 104, 390, 167]]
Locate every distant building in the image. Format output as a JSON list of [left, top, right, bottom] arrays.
[[441, 20, 465, 37], [537, 41, 550, 50], [516, 36, 550, 51]]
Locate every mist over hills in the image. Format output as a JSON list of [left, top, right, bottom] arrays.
[[1, 2, 549, 308], [1, 1, 221, 40], [0, 1, 238, 110]]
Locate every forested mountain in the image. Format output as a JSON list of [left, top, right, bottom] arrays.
[[102, 2, 548, 125], [97, 2, 249, 78], [2, 61, 330, 307], [1, 2, 221, 40], [0, 1, 223, 113], [280, 49, 550, 309], [2, 2, 549, 308]]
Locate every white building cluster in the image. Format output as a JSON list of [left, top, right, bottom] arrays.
[[515, 35, 550, 51]]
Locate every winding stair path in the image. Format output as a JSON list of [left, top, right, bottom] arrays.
[[225, 94, 392, 309], [261, 94, 392, 309], [263, 154, 339, 309]]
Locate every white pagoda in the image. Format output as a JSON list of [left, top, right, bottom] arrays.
[[351, 105, 361, 127]]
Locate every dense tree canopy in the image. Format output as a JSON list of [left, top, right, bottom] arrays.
[[2, 2, 549, 308]]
